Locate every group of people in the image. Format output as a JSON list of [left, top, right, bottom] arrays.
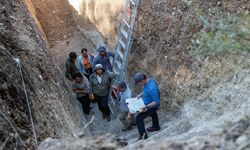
[[65, 46, 115, 121], [65, 46, 161, 140]]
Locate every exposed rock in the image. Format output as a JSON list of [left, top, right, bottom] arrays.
[[38, 134, 120, 150]]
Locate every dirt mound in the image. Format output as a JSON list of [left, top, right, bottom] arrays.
[[38, 116, 250, 150], [128, 116, 250, 150]]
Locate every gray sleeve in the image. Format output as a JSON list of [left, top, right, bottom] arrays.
[[72, 83, 76, 90], [83, 83, 89, 93]]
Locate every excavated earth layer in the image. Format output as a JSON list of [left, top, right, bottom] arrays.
[[0, 0, 83, 149]]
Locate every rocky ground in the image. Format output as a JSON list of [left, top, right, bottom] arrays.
[[38, 115, 250, 150]]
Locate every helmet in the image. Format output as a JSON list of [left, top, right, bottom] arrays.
[[94, 64, 104, 71]]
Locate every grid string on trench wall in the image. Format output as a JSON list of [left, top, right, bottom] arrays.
[[15, 58, 38, 147], [1, 48, 38, 148]]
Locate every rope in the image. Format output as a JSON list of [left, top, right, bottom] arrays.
[[14, 58, 38, 147], [0, 110, 27, 149], [83, 115, 95, 132]]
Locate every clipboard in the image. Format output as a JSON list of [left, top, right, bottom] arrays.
[[125, 97, 145, 114]]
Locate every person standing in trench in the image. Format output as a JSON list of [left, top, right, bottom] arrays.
[[134, 72, 161, 140], [77, 48, 94, 80], [65, 52, 79, 81], [72, 72, 91, 116], [89, 64, 115, 122]]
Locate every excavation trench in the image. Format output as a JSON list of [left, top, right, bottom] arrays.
[[27, 0, 132, 137], [25, 0, 174, 140], [1, 0, 250, 149], [24, 0, 250, 142]]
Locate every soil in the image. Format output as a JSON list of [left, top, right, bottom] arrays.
[[0, 0, 83, 149], [1, 0, 250, 149]]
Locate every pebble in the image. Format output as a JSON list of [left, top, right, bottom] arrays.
[[235, 135, 248, 146]]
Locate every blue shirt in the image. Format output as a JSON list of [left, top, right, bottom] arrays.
[[142, 78, 160, 109]]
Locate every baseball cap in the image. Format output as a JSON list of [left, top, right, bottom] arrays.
[[117, 81, 127, 89], [134, 72, 145, 84]]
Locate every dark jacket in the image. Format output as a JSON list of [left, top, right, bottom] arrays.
[[93, 51, 115, 72], [89, 72, 115, 96], [65, 58, 79, 79]]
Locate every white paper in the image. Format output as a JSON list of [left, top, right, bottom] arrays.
[[125, 97, 145, 114]]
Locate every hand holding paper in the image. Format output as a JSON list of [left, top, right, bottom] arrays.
[[126, 97, 145, 114]]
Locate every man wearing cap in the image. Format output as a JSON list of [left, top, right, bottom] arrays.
[[116, 81, 134, 131], [77, 48, 94, 80], [134, 72, 161, 140], [93, 46, 115, 72], [89, 64, 115, 121]]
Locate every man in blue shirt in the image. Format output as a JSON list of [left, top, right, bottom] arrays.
[[134, 72, 161, 140]]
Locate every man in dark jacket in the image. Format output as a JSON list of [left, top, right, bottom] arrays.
[[89, 64, 115, 121], [93, 46, 115, 72], [65, 52, 79, 81]]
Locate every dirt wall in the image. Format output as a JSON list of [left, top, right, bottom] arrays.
[[30, 0, 78, 47], [0, 0, 83, 149], [128, 0, 250, 111], [68, 0, 125, 49]]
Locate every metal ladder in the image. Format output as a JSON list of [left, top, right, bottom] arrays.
[[109, 0, 140, 118]]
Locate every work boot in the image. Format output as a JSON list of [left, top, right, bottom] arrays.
[[138, 133, 148, 140], [121, 126, 132, 131], [147, 126, 160, 132], [106, 115, 111, 122], [102, 113, 107, 119]]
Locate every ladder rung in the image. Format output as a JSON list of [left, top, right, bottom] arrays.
[[108, 103, 114, 114], [123, 19, 130, 28], [130, 0, 135, 6], [115, 60, 122, 69], [119, 39, 126, 49], [113, 68, 119, 75], [121, 29, 128, 38], [117, 49, 124, 60]]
